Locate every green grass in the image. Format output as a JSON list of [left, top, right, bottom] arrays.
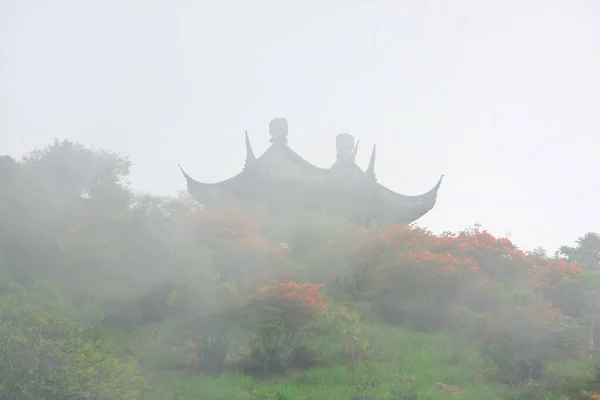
[[128, 323, 547, 400]]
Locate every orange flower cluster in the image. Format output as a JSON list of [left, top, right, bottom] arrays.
[[172, 209, 582, 326], [435, 230, 515, 252], [327, 224, 433, 257], [512, 300, 565, 323], [325, 223, 584, 302], [192, 210, 287, 256], [396, 249, 495, 295], [326, 224, 498, 296], [196, 210, 259, 241], [258, 278, 326, 315], [433, 230, 530, 272], [527, 257, 585, 288]]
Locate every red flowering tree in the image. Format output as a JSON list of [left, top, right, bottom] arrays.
[[527, 257, 585, 289], [307, 223, 438, 300], [316, 223, 490, 330], [431, 226, 533, 287], [524, 252, 585, 321], [242, 277, 326, 373], [165, 208, 293, 372], [175, 209, 289, 288], [368, 228, 492, 330], [318, 222, 581, 335]]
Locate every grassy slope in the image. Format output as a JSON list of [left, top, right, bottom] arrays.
[[118, 322, 563, 400]]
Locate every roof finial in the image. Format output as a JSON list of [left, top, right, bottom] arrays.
[[366, 144, 376, 178], [336, 133, 356, 163], [244, 130, 256, 169], [269, 118, 288, 145]]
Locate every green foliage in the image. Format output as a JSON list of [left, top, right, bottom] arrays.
[[477, 299, 566, 384], [0, 281, 143, 400], [240, 280, 325, 373], [317, 301, 370, 366], [151, 325, 511, 400], [386, 375, 420, 400], [558, 232, 600, 270], [21, 138, 131, 202], [4, 139, 600, 399]]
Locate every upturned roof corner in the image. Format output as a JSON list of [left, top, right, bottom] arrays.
[[244, 130, 256, 169], [366, 144, 376, 179]]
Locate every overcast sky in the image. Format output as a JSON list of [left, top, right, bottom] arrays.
[[2, 1, 599, 252]]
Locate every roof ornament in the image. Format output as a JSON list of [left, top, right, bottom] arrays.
[[336, 133, 357, 163], [244, 130, 256, 169], [366, 144, 376, 179], [178, 164, 192, 180], [269, 118, 288, 145], [352, 140, 360, 161]]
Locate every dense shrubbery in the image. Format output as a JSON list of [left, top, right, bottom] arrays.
[[0, 280, 143, 400], [3, 140, 600, 399], [241, 278, 326, 373]]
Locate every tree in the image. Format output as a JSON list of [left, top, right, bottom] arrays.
[[0, 140, 133, 285], [558, 232, 600, 270], [21, 139, 132, 209]]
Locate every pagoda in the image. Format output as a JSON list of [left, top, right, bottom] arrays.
[[179, 118, 443, 226]]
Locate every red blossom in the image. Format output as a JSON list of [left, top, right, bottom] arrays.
[[172, 209, 580, 324], [258, 278, 326, 315]]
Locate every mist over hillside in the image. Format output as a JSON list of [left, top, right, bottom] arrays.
[[1, 139, 600, 399], [3, 1, 600, 398]]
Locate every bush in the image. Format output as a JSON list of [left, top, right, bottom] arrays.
[[318, 301, 370, 366], [0, 281, 143, 400], [477, 300, 565, 384], [241, 278, 325, 373]]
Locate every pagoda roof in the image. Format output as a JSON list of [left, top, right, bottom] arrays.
[[180, 118, 443, 225]]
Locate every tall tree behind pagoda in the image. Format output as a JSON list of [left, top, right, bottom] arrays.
[[1, 139, 133, 285], [557, 232, 600, 270]]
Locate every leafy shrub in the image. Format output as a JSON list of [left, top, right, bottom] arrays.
[[241, 278, 325, 373], [0, 281, 143, 400], [387, 375, 420, 400], [318, 301, 370, 366], [169, 275, 246, 373], [477, 299, 565, 384]]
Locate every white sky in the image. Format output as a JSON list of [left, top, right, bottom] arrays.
[[1, 1, 599, 252]]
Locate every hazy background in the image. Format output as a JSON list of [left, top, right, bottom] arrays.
[[1, 1, 599, 252]]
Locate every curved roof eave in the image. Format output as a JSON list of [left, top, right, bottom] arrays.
[[178, 165, 246, 199], [373, 175, 444, 224], [377, 175, 444, 204]]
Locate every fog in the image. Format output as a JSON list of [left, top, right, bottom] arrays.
[[3, 1, 600, 251], [3, 2, 600, 398]]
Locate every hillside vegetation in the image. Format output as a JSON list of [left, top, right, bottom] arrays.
[[2, 140, 600, 400]]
